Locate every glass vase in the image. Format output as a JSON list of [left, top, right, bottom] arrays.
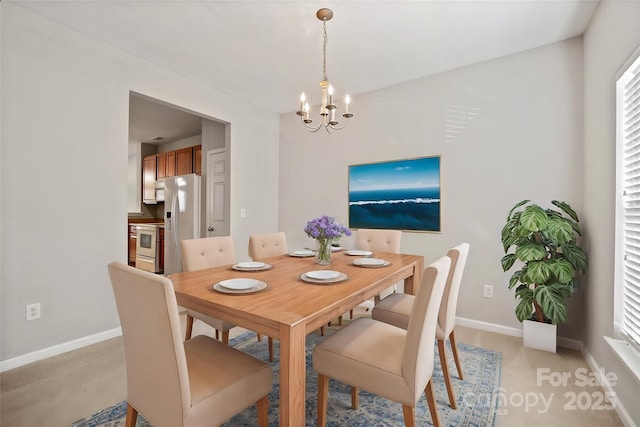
[[315, 238, 332, 265]]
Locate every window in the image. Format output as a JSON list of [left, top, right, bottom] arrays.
[[613, 49, 640, 381]]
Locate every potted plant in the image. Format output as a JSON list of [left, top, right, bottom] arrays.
[[500, 200, 588, 352]]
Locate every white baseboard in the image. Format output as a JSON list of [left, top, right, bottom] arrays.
[[0, 327, 122, 373], [455, 316, 582, 350], [583, 346, 637, 427]]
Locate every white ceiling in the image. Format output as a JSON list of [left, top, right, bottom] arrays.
[[12, 0, 600, 140]]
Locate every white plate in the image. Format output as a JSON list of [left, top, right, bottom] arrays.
[[289, 249, 314, 257], [305, 270, 341, 280], [232, 262, 271, 271], [213, 281, 267, 294], [352, 258, 387, 267], [218, 278, 262, 290], [345, 250, 373, 256], [236, 261, 265, 269], [300, 272, 349, 284], [331, 246, 343, 252]]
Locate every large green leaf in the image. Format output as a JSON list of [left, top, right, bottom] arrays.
[[502, 234, 521, 252], [520, 205, 548, 232], [508, 270, 524, 289], [552, 200, 579, 222], [508, 200, 530, 219], [546, 216, 574, 244], [562, 243, 589, 271], [526, 260, 552, 283], [501, 253, 517, 271], [547, 259, 575, 283], [515, 285, 535, 322], [515, 243, 547, 262], [534, 284, 568, 324]]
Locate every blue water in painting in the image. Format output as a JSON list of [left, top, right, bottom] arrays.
[[349, 188, 440, 231]]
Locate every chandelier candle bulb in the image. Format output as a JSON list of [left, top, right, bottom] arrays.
[[299, 93, 306, 112], [345, 94, 351, 114]]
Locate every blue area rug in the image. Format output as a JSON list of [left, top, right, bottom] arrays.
[[73, 329, 501, 426]]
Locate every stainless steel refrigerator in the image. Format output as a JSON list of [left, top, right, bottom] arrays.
[[164, 174, 201, 275]]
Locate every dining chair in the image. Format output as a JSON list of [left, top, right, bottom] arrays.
[[313, 255, 450, 427], [342, 228, 402, 322], [372, 242, 470, 409], [247, 232, 289, 359], [107, 262, 272, 427], [181, 236, 276, 361], [248, 231, 289, 261]]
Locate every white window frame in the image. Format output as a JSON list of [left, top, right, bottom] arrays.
[[612, 44, 640, 384]]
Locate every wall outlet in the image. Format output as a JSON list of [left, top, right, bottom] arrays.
[[483, 285, 494, 298], [26, 303, 41, 321], [240, 208, 246, 218]]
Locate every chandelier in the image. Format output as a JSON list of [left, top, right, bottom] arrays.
[[296, 8, 353, 133]]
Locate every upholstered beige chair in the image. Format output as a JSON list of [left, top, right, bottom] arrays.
[[247, 232, 289, 359], [180, 236, 237, 344], [355, 228, 402, 254], [181, 236, 276, 362], [342, 228, 402, 322], [313, 256, 451, 427], [248, 232, 288, 261], [108, 262, 272, 427], [372, 243, 470, 409]]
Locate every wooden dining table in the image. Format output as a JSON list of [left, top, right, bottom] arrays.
[[168, 250, 424, 426]]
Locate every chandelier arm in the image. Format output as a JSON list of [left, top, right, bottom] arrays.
[[327, 120, 350, 131], [299, 115, 323, 133]]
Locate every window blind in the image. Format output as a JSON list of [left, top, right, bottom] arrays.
[[619, 55, 640, 351]]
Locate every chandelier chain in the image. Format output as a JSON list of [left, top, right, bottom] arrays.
[[322, 20, 328, 82]]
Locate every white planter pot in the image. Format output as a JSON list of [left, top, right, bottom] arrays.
[[523, 320, 557, 353]]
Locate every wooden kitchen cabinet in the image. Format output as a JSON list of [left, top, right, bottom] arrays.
[[175, 146, 194, 175], [165, 151, 176, 177], [156, 152, 167, 179], [194, 145, 202, 175], [143, 155, 157, 202], [159, 227, 165, 272], [128, 224, 137, 266]]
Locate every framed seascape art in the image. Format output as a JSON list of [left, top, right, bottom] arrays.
[[348, 156, 441, 232]]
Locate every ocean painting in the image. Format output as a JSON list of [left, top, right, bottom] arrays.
[[348, 156, 441, 232]]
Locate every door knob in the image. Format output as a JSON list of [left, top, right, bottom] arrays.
[[208, 226, 215, 232]]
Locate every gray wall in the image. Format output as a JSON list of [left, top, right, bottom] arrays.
[[0, 4, 279, 362], [583, 1, 640, 424], [280, 37, 585, 339]]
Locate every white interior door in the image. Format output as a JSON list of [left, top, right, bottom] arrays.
[[206, 149, 228, 237]]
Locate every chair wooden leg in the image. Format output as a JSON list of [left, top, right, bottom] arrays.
[[425, 379, 442, 427], [351, 386, 359, 409], [256, 394, 269, 427], [449, 329, 464, 380], [185, 314, 194, 340], [221, 330, 230, 344], [338, 315, 343, 326], [317, 374, 329, 427], [320, 326, 325, 336], [438, 339, 457, 409], [268, 337, 274, 362], [257, 332, 263, 341], [125, 403, 138, 427], [215, 330, 219, 341], [402, 405, 416, 427], [349, 309, 353, 319]]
